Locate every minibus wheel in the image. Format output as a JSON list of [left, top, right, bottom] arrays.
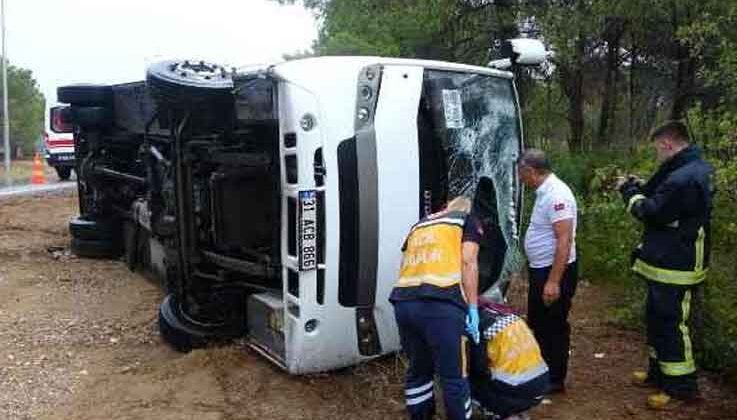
[[69, 216, 119, 241], [158, 294, 212, 352], [146, 59, 233, 109], [70, 237, 122, 259]]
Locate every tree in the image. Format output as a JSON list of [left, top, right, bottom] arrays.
[[274, 0, 521, 64], [0, 61, 46, 156]]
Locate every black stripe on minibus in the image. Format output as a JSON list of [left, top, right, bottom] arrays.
[[284, 132, 297, 148], [285, 155, 298, 184], [337, 137, 360, 306], [287, 196, 297, 257], [287, 268, 299, 298], [337, 131, 379, 308], [317, 268, 325, 305], [317, 190, 325, 265]]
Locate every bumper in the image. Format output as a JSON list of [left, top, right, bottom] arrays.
[[45, 152, 76, 167]]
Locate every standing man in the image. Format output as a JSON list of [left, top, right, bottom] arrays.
[[619, 121, 713, 409], [518, 149, 578, 394], [390, 196, 484, 420]]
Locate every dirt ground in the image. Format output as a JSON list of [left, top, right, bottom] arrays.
[[1, 193, 735, 420]]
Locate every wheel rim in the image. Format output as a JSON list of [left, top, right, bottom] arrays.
[[170, 60, 230, 83]]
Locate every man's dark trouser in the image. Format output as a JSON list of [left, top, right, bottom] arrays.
[[470, 373, 548, 418], [645, 279, 699, 399], [393, 299, 471, 420], [527, 261, 578, 388]]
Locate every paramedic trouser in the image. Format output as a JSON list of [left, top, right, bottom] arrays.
[[645, 279, 699, 398], [470, 374, 548, 418], [393, 299, 471, 420], [527, 261, 578, 387]]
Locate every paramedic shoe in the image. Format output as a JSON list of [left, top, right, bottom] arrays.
[[632, 370, 658, 388]]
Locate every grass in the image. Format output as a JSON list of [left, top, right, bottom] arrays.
[[0, 159, 64, 184]]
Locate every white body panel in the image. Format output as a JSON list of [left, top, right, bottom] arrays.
[[252, 56, 520, 373]]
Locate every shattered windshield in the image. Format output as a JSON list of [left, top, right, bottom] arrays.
[[418, 70, 523, 299]]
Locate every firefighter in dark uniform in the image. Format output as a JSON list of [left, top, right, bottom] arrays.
[[619, 121, 713, 409], [390, 196, 484, 420]]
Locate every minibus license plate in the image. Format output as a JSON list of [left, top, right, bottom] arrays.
[[299, 190, 318, 271]]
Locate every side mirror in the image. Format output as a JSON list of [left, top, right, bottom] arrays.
[[488, 38, 549, 69], [50, 106, 73, 133]]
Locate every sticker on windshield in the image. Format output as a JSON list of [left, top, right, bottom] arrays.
[[442, 89, 464, 129]]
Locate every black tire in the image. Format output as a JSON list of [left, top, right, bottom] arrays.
[[55, 166, 72, 181], [70, 237, 121, 259], [57, 84, 113, 106], [69, 216, 120, 241], [146, 59, 233, 109], [158, 294, 214, 352], [70, 106, 112, 129]]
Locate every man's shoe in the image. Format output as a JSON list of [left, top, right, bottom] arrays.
[[632, 370, 658, 388], [546, 382, 566, 395]]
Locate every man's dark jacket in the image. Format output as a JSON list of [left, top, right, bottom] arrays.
[[620, 145, 714, 285]]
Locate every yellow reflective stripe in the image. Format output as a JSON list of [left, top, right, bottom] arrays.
[[695, 227, 705, 272], [658, 290, 696, 377], [461, 336, 468, 378], [395, 273, 462, 288], [632, 259, 706, 285], [659, 360, 696, 376], [627, 194, 646, 213], [681, 290, 694, 372]]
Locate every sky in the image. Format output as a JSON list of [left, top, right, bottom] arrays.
[[5, 0, 318, 104]]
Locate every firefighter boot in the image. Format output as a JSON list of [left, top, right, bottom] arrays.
[[647, 391, 700, 410]]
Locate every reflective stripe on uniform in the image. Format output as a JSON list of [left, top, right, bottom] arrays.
[[659, 359, 696, 376], [658, 289, 696, 377], [395, 273, 462, 288], [632, 258, 706, 285], [627, 194, 646, 213], [405, 380, 434, 406], [461, 336, 468, 378], [406, 390, 434, 406], [491, 362, 549, 386], [695, 227, 705, 272], [413, 216, 465, 230], [405, 381, 433, 396], [465, 399, 472, 419]]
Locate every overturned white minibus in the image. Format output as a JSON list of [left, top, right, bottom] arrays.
[[55, 46, 541, 373]]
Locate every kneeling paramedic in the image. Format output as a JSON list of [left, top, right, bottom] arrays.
[[390, 196, 484, 420], [469, 299, 549, 420]]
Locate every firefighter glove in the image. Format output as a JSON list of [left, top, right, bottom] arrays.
[[466, 304, 480, 344], [619, 175, 644, 204]]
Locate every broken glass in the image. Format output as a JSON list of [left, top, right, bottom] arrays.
[[422, 70, 524, 300]]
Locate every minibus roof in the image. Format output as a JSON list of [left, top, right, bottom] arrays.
[[237, 56, 514, 80]]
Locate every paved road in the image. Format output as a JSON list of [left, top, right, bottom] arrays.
[[0, 181, 76, 199]]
